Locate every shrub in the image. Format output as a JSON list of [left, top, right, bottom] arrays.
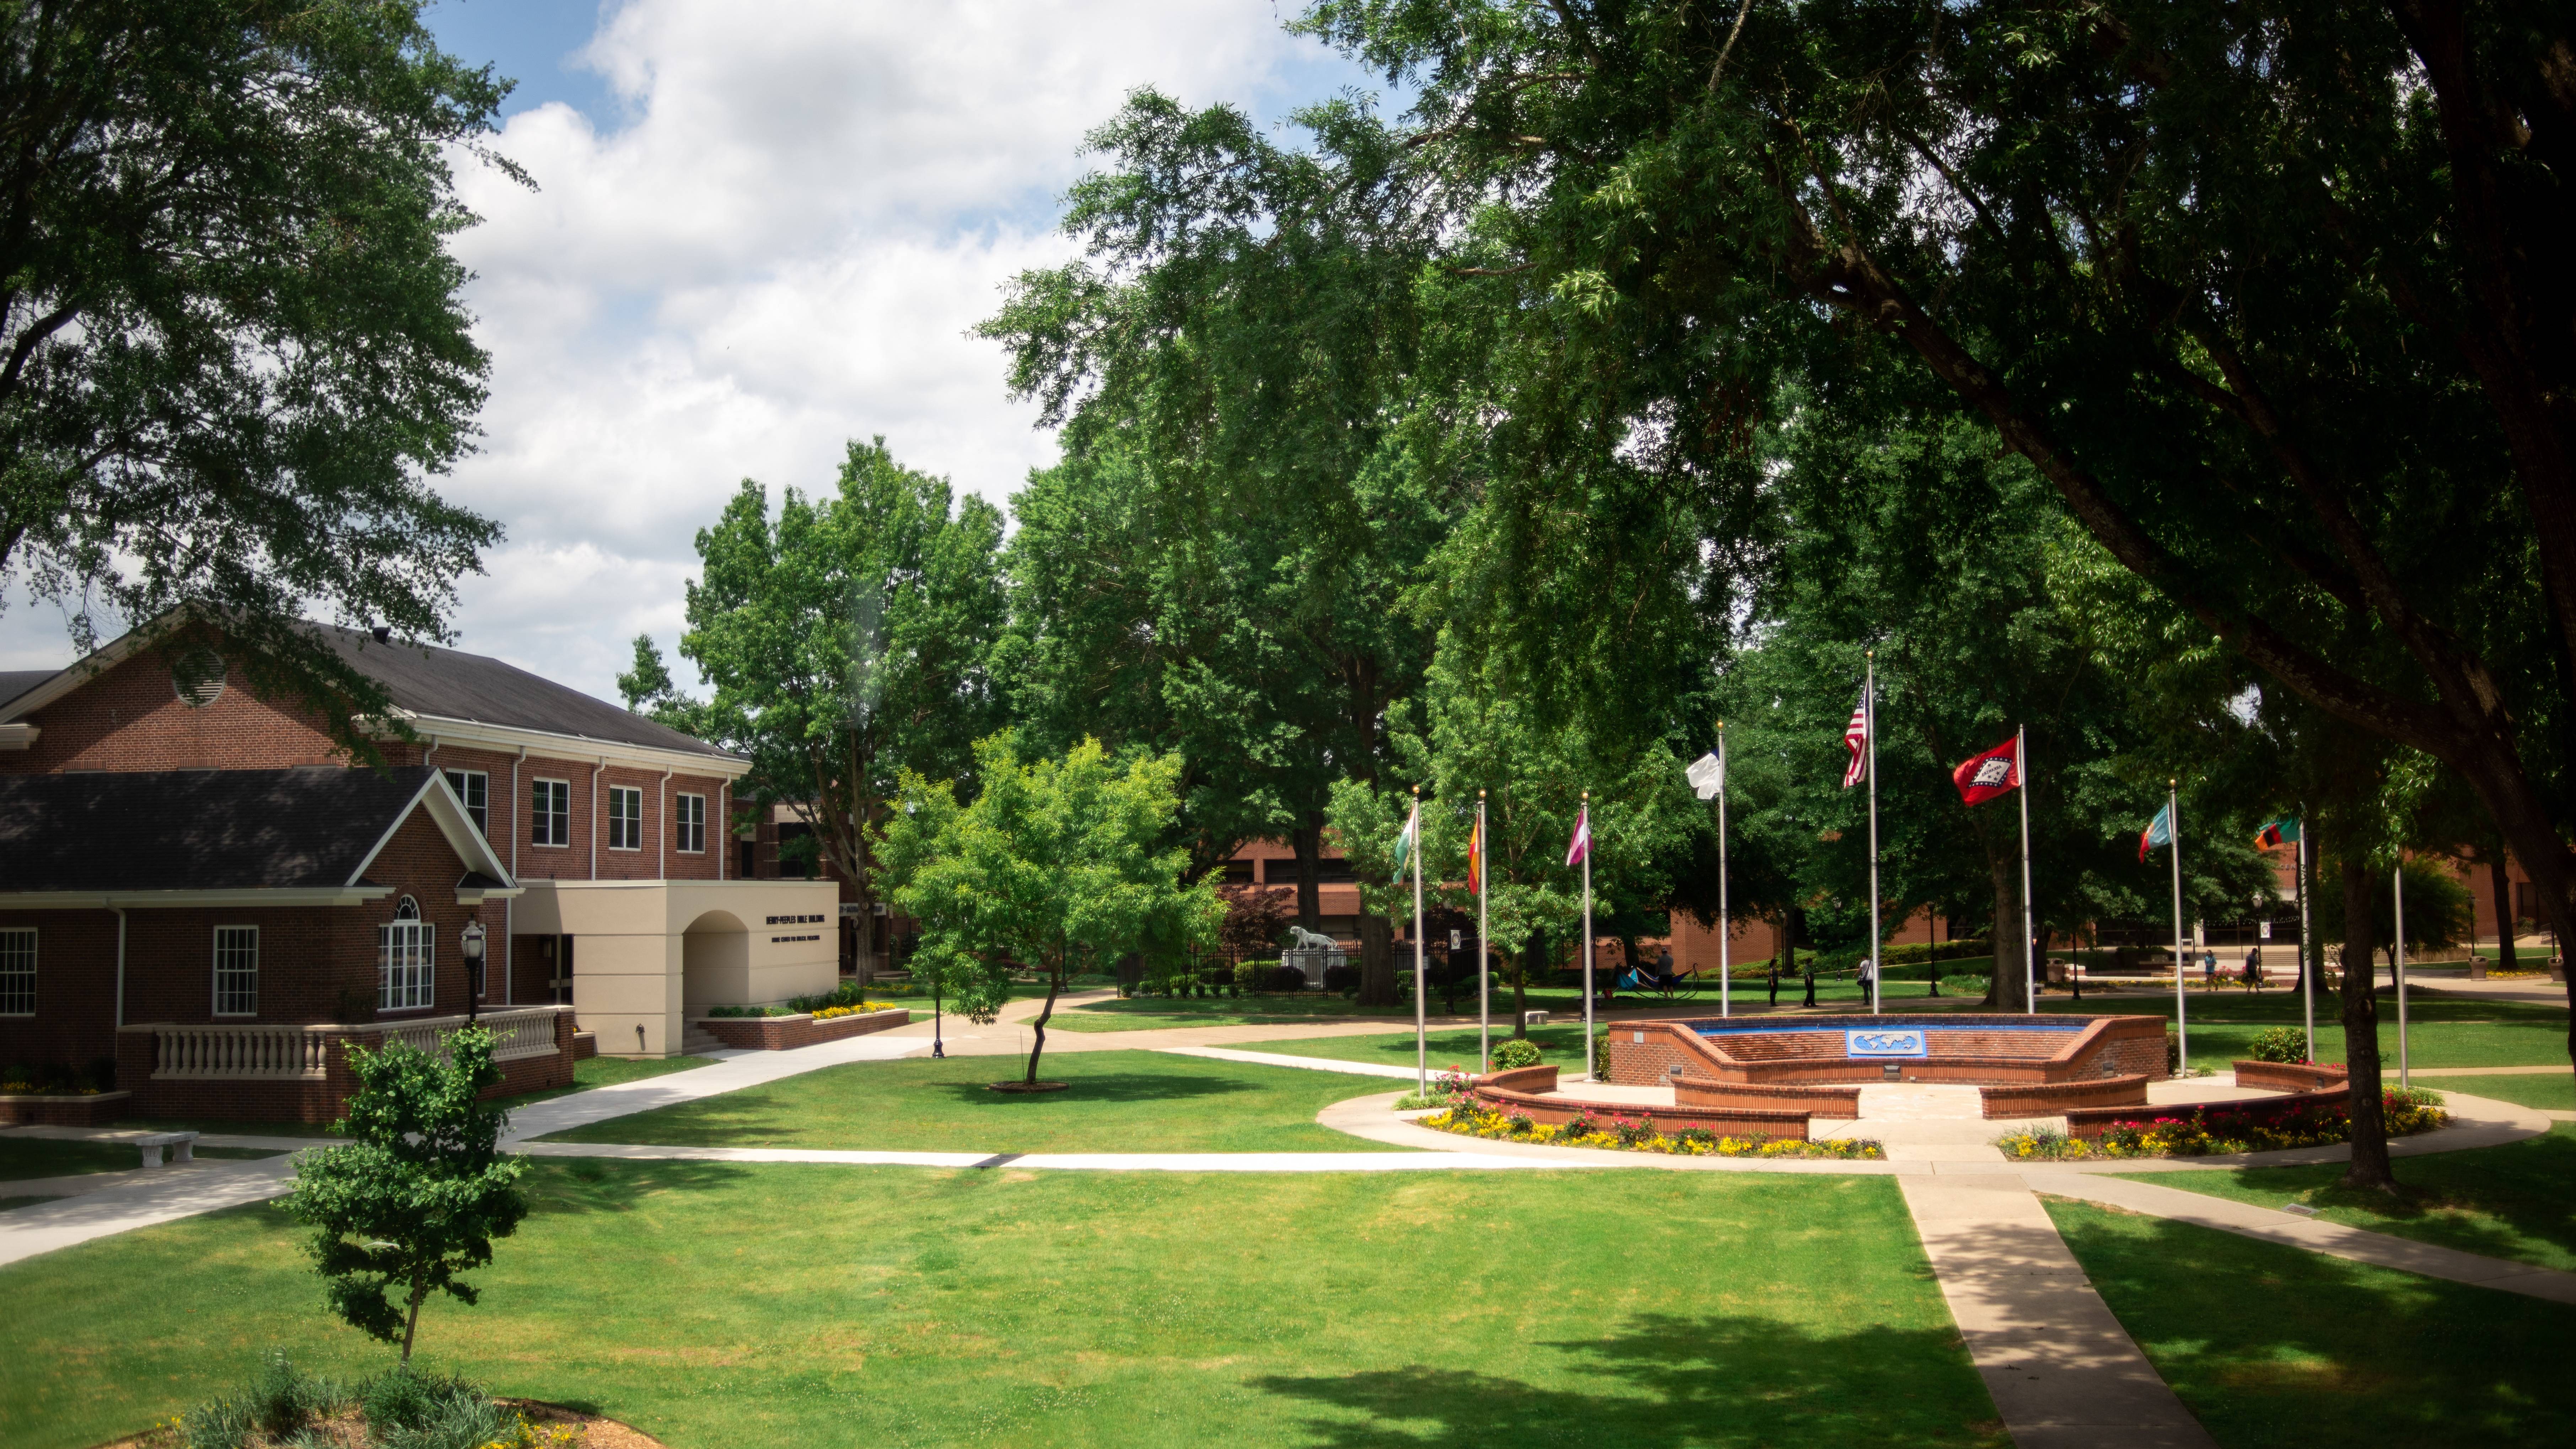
[[1232, 960, 1264, 989], [1321, 964, 1360, 992], [1269, 965, 1308, 992], [2248, 1026, 2310, 1063], [174, 1392, 255, 1449], [1490, 1039, 1544, 1070], [1940, 975, 1989, 997], [360, 1363, 480, 1435], [246, 1351, 340, 1438]]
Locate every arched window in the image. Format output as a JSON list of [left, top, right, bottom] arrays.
[[380, 897, 433, 1010]]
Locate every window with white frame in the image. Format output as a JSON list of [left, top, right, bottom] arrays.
[[378, 897, 434, 1010], [0, 929, 32, 1015], [675, 792, 706, 854], [442, 768, 489, 837], [608, 785, 643, 851], [213, 926, 258, 1015], [532, 778, 570, 847]]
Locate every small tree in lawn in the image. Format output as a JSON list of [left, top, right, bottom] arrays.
[[878, 732, 1222, 1087], [283, 1026, 529, 1363]]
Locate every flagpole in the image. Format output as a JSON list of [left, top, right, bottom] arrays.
[[1477, 791, 1490, 1074], [2394, 860, 2409, 1090], [2298, 818, 2314, 1062], [1581, 791, 1595, 1083], [2169, 779, 2187, 1074], [1413, 786, 1427, 1100], [2018, 724, 2035, 1016], [1866, 652, 1882, 1015], [1717, 725, 1731, 1020]]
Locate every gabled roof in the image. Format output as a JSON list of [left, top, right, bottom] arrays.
[[0, 766, 512, 899], [0, 617, 742, 768], [307, 624, 737, 762]]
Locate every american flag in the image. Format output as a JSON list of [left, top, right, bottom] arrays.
[[1841, 687, 1870, 788]]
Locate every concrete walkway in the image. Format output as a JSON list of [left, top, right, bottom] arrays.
[[1153, 1046, 1421, 1080], [2032, 1172, 2576, 1304], [1900, 1174, 2219, 1449]]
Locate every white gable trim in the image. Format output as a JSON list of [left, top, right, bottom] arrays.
[[345, 772, 516, 890]]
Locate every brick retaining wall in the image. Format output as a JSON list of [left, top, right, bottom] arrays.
[[2232, 1059, 2348, 1093], [691, 1008, 911, 1051], [1672, 1077, 1864, 1118], [2065, 1084, 2351, 1139], [1978, 1074, 2152, 1120]]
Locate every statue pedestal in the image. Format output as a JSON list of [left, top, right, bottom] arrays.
[[1281, 947, 1346, 987]]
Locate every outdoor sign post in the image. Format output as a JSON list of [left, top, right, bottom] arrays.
[[1866, 655, 1882, 1015], [2169, 781, 2187, 1073]]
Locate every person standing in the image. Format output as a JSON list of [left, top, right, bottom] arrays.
[[2202, 948, 2218, 991], [2244, 944, 2263, 992]]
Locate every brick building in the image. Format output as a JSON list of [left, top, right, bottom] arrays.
[[0, 617, 839, 1120]]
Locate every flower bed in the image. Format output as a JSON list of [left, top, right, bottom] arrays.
[[1424, 1101, 1884, 1159], [1995, 1088, 2448, 1160], [692, 1008, 911, 1051]]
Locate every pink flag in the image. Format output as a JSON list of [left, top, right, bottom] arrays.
[[1566, 803, 1590, 867]]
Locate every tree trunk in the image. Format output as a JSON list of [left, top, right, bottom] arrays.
[[400, 1273, 428, 1363], [1291, 817, 1324, 934], [1985, 851, 2029, 1012], [1357, 914, 1397, 1007], [1025, 960, 1061, 1085], [2490, 851, 2518, 972], [2336, 852, 2398, 1193]]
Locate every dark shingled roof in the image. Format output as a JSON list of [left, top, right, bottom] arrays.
[[0, 766, 445, 892], [310, 624, 736, 760], [0, 670, 53, 712]]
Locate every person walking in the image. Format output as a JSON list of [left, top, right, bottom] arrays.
[[2202, 948, 2218, 991], [2243, 944, 2263, 993]]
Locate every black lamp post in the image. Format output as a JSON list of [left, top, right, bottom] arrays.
[[461, 920, 486, 1022]]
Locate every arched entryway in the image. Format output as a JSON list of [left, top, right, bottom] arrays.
[[679, 909, 751, 1010]]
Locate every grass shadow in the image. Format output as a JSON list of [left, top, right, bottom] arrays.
[[2048, 1198, 2574, 1447], [525, 1158, 757, 1216], [920, 1070, 1262, 1106], [1250, 1313, 2004, 1448]]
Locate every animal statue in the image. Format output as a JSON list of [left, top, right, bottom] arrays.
[[1287, 926, 1340, 954]]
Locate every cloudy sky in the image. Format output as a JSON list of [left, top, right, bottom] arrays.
[[0, 0, 1378, 699]]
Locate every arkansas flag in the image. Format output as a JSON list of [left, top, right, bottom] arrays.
[[1951, 737, 2021, 806]]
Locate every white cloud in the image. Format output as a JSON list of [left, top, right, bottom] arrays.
[[0, 1, 1373, 695]]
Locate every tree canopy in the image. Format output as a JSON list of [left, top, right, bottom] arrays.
[[0, 0, 517, 751]]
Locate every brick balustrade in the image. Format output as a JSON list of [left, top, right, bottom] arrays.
[[112, 1006, 577, 1123]]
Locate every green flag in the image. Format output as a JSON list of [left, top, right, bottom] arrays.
[[1391, 801, 1419, 882]]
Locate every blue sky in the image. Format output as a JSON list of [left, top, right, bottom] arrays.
[[1, 2, 1385, 701]]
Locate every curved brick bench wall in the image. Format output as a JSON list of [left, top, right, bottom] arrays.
[[1464, 1063, 1813, 1139], [1673, 1077, 1863, 1119], [2065, 1083, 2350, 1139], [1977, 1074, 2152, 1120], [2233, 1059, 2348, 1093], [693, 1008, 912, 1051]]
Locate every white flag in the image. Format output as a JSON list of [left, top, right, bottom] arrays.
[[1685, 751, 1724, 800]]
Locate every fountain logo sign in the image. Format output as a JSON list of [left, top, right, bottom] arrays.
[[1846, 1029, 1929, 1057]]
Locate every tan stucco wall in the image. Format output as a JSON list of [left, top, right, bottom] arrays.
[[515, 879, 839, 1056]]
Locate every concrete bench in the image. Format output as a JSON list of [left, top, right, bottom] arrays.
[[1522, 1011, 1550, 1026], [133, 1131, 198, 1168]]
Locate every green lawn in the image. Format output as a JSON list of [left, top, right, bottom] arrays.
[[1255, 1023, 1599, 1070], [0, 1137, 282, 1181], [0, 1161, 2003, 1449], [2114, 1122, 2576, 1273], [2413, 1071, 2575, 1112], [534, 1050, 1410, 1154], [510, 1052, 716, 1107], [2045, 1198, 2573, 1448], [2029, 993, 2570, 1069]]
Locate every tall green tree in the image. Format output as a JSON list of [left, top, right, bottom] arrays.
[[0, 0, 516, 750], [1295, 0, 2576, 1050], [877, 733, 1223, 1086], [661, 439, 1005, 925], [983, 92, 1463, 931]]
